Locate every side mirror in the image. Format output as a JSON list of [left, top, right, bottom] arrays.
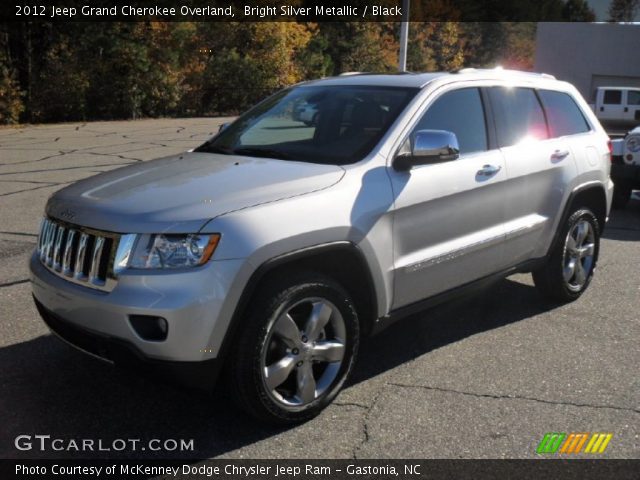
[[394, 129, 460, 171], [218, 122, 230, 133]]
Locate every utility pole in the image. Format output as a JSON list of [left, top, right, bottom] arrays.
[[398, 0, 410, 71]]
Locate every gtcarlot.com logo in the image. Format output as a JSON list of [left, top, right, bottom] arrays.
[[14, 435, 194, 452], [536, 432, 613, 455]]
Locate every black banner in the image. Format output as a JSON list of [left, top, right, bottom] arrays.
[[3, 459, 640, 480], [0, 0, 603, 23]]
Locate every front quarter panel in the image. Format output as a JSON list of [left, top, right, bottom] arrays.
[[200, 161, 395, 348]]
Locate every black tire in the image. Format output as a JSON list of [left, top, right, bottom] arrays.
[[612, 183, 632, 209], [533, 209, 600, 303], [228, 273, 359, 424]]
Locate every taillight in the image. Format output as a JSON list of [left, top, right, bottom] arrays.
[[607, 139, 613, 162]]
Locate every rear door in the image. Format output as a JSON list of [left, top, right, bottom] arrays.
[[487, 86, 579, 266], [389, 87, 507, 308], [625, 90, 640, 124], [598, 89, 624, 122]]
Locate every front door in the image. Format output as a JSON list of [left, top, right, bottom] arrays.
[[389, 87, 507, 309]]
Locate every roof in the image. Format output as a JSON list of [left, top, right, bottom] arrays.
[[302, 72, 447, 88], [299, 69, 557, 89]]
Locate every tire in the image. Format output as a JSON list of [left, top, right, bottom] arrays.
[[228, 273, 359, 424], [533, 208, 600, 303]]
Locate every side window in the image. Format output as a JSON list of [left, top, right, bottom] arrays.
[[413, 88, 487, 155], [628, 91, 640, 106], [538, 90, 591, 137], [603, 90, 622, 105], [488, 87, 548, 147]]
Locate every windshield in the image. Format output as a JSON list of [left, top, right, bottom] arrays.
[[196, 85, 418, 164]]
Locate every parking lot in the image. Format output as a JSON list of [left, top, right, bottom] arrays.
[[0, 119, 638, 460]]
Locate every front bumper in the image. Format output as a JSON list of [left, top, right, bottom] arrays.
[[30, 251, 246, 364], [33, 297, 222, 390]]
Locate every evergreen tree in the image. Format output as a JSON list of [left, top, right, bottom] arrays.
[[608, 0, 640, 21]]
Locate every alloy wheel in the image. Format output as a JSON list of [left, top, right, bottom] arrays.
[[261, 298, 346, 409], [562, 219, 596, 292]]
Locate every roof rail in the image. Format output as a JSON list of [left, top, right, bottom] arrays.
[[451, 67, 556, 80]]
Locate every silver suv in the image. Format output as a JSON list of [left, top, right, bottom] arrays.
[[31, 69, 613, 423]]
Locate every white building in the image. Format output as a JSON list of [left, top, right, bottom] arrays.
[[534, 22, 640, 102]]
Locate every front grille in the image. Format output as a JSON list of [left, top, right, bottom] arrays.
[[37, 218, 118, 292]]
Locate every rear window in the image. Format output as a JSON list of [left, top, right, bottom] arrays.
[[488, 87, 548, 148], [538, 90, 590, 137], [603, 90, 622, 105]]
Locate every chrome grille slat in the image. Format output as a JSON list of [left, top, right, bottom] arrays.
[[46, 223, 57, 266], [62, 229, 76, 276], [89, 236, 105, 285], [75, 233, 89, 281], [43, 221, 55, 263], [52, 225, 66, 270], [36, 217, 117, 292], [37, 219, 47, 251], [39, 220, 51, 261]]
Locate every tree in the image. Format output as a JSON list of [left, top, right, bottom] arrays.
[[0, 40, 23, 124], [317, 23, 398, 75], [408, 23, 465, 72], [562, 0, 596, 21], [197, 22, 313, 114], [608, 0, 640, 21]]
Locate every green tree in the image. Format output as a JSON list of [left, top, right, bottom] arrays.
[[0, 46, 23, 124], [608, 0, 640, 21], [408, 23, 465, 72], [29, 35, 89, 122], [562, 0, 596, 21], [316, 23, 398, 75], [197, 22, 313, 114]]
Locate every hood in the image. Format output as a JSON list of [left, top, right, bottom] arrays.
[[46, 152, 345, 233]]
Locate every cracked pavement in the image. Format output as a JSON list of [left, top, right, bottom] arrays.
[[0, 119, 639, 460]]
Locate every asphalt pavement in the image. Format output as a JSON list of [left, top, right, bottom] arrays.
[[0, 119, 638, 460]]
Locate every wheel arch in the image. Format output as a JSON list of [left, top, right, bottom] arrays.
[[217, 241, 380, 361], [548, 182, 607, 256]]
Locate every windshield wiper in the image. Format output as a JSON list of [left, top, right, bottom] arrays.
[[232, 147, 291, 160], [196, 144, 234, 155]]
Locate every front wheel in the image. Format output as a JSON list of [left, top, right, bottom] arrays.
[[533, 209, 600, 303], [228, 274, 359, 424]]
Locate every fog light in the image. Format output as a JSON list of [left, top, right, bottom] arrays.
[[129, 315, 168, 341]]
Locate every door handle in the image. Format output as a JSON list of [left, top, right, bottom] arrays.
[[550, 149, 570, 161], [477, 164, 502, 176], [624, 107, 629, 113]]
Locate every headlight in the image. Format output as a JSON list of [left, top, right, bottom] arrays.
[[116, 233, 220, 271]]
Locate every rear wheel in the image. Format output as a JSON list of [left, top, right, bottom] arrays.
[[533, 209, 600, 303], [228, 273, 359, 424]]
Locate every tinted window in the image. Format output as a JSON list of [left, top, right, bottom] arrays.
[[414, 88, 487, 154], [603, 90, 622, 105], [538, 90, 590, 137], [489, 87, 548, 147], [628, 91, 640, 106], [197, 85, 417, 165]]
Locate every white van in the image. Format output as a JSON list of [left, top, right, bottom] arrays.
[[591, 87, 640, 125]]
